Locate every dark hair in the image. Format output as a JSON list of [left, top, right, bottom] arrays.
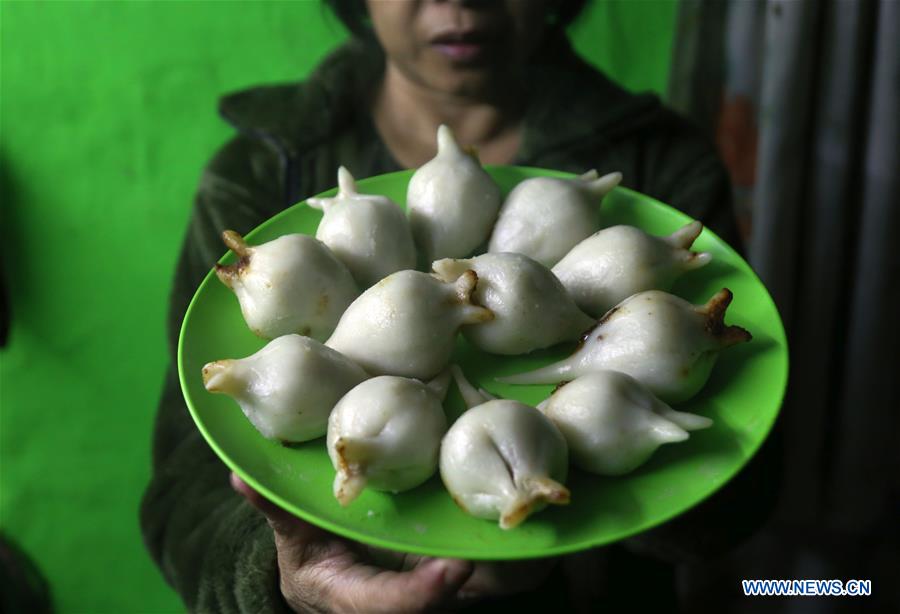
[[322, 0, 590, 39], [323, 0, 370, 39]]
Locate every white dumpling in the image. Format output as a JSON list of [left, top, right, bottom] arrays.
[[440, 399, 569, 529], [307, 166, 417, 288], [407, 124, 502, 261], [214, 230, 358, 340], [539, 371, 712, 475], [327, 375, 448, 506], [432, 253, 593, 355], [202, 335, 367, 443], [326, 270, 493, 379], [500, 289, 752, 403], [488, 170, 622, 267], [552, 221, 712, 317]]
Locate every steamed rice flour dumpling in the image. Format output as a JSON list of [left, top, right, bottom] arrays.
[[501, 289, 752, 403], [214, 230, 358, 340], [202, 335, 367, 444], [488, 170, 622, 268], [327, 374, 449, 506], [440, 399, 570, 530], [407, 125, 502, 261], [432, 252, 593, 355], [552, 221, 712, 317], [326, 269, 493, 379], [539, 370, 712, 475], [307, 166, 416, 289]]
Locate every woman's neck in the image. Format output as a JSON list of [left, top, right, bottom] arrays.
[[371, 63, 525, 168]]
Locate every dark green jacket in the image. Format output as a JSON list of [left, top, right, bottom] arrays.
[[141, 36, 768, 613]]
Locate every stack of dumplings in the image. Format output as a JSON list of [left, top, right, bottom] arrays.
[[202, 124, 751, 530]]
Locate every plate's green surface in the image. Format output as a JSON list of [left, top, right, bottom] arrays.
[[179, 166, 788, 560]]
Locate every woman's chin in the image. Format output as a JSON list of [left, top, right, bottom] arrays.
[[421, 64, 518, 101]]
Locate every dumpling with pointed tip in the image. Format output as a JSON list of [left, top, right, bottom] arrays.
[[202, 335, 368, 444], [326, 269, 493, 379], [214, 230, 358, 340], [450, 364, 496, 408], [432, 252, 593, 355], [488, 170, 622, 267], [327, 375, 449, 506], [440, 399, 569, 529], [307, 166, 416, 288], [500, 289, 751, 403], [407, 124, 502, 261], [539, 371, 712, 475], [552, 221, 712, 317]]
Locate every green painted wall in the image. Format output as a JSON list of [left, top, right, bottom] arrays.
[[0, 1, 676, 611]]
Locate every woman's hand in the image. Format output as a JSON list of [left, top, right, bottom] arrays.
[[231, 472, 558, 612], [230, 472, 473, 612]]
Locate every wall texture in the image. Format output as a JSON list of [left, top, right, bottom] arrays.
[[0, 1, 676, 611]]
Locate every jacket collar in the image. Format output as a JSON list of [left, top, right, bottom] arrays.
[[518, 30, 663, 162], [217, 34, 663, 162], [217, 38, 384, 158]]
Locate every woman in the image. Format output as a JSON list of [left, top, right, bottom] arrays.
[[142, 1, 768, 611]]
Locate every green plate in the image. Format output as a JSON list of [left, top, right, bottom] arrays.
[[179, 166, 788, 560]]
